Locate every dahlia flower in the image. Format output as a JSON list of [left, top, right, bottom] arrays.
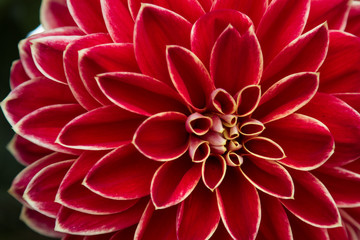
[[2, 0, 360, 239]]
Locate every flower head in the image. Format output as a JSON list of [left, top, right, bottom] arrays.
[[2, 0, 360, 239]]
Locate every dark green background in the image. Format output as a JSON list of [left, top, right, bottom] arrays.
[[0, 0, 53, 239]]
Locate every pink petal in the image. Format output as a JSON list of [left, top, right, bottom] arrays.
[[176, 183, 220, 240], [14, 104, 85, 154], [262, 113, 334, 170], [67, 0, 107, 33], [236, 85, 262, 117], [55, 199, 147, 235], [243, 137, 286, 161], [210, 25, 262, 95], [191, 9, 252, 69], [79, 43, 140, 105], [9, 60, 29, 89], [57, 150, 139, 214], [23, 160, 74, 218], [201, 154, 226, 191], [97, 72, 188, 116], [281, 169, 341, 227], [261, 23, 329, 91], [167, 45, 214, 111], [151, 157, 201, 208], [313, 167, 360, 207], [30, 35, 81, 83], [2, 77, 76, 126], [134, 201, 177, 240], [305, 0, 352, 31], [64, 33, 112, 110], [133, 112, 189, 161], [211, 0, 268, 27], [128, 0, 205, 23], [40, 0, 76, 29], [299, 93, 360, 166], [256, 0, 310, 65], [254, 72, 319, 123], [7, 135, 53, 166], [256, 193, 292, 240], [101, 0, 134, 43], [216, 167, 260, 240], [84, 144, 161, 200], [134, 4, 191, 86], [241, 155, 294, 199], [20, 207, 64, 238], [318, 31, 360, 94]]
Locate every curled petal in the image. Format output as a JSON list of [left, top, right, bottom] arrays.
[[189, 136, 210, 163], [40, 0, 76, 29], [243, 137, 286, 161], [238, 119, 265, 137], [185, 112, 212, 136], [208, 89, 237, 115], [84, 144, 161, 200], [58, 105, 145, 150], [151, 157, 201, 209], [133, 112, 189, 161], [225, 152, 243, 167], [202, 154, 227, 191], [235, 85, 261, 117], [10, 60, 29, 89]]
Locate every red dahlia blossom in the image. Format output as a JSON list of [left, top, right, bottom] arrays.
[[2, 0, 360, 239]]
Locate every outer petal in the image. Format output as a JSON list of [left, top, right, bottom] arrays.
[[210, 221, 233, 240], [133, 112, 189, 161], [58, 105, 145, 150], [84, 144, 161, 200], [256, 0, 310, 65], [176, 183, 220, 240], [97, 72, 188, 116], [9, 60, 29, 89], [299, 93, 360, 166], [150, 157, 201, 209], [13, 104, 85, 154], [261, 23, 329, 91], [55, 199, 147, 235], [216, 167, 260, 240], [134, 4, 191, 86], [334, 93, 360, 114], [262, 113, 334, 170], [281, 169, 341, 227], [253, 72, 319, 123], [57, 150, 139, 214], [327, 225, 349, 240], [346, 1, 360, 37], [67, 0, 107, 33], [210, 25, 262, 95], [40, 0, 76, 29], [110, 225, 137, 240]]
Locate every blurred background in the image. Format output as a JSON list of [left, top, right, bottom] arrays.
[[0, 0, 52, 239]]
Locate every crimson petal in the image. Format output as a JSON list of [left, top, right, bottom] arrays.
[[202, 154, 226, 191], [346, 1, 360, 36], [216, 167, 260, 240], [40, 0, 76, 29], [9, 60, 29, 89], [110, 225, 137, 240], [243, 137, 285, 161], [85, 144, 161, 200], [58, 105, 145, 150]]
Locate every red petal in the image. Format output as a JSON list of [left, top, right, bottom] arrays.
[[334, 93, 360, 114], [167, 45, 214, 111], [79, 43, 140, 105], [58, 150, 138, 214], [262, 113, 334, 170], [210, 25, 262, 95], [256, 0, 310, 65], [67, 0, 107, 33], [254, 72, 319, 123], [101, 0, 134, 42], [281, 170, 341, 227], [210, 221, 233, 240], [189, 136, 211, 163], [133, 112, 189, 161], [236, 85, 262, 117], [10, 60, 29, 89], [14, 104, 85, 154], [299, 93, 360, 166], [346, 1, 360, 37], [2, 77, 76, 126], [134, 201, 177, 240], [85, 144, 161, 200], [318, 31, 360, 94], [55, 199, 147, 235], [313, 167, 360, 207], [241, 155, 294, 199], [24, 160, 74, 217], [134, 4, 191, 86], [40, 0, 76, 29], [58, 105, 145, 150], [110, 225, 137, 240], [151, 157, 201, 208], [327, 225, 349, 240], [97, 72, 187, 116], [176, 183, 220, 240], [261, 23, 329, 91], [191, 9, 252, 69], [64, 33, 112, 110], [201, 154, 226, 191], [243, 137, 286, 161], [216, 167, 260, 240]]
